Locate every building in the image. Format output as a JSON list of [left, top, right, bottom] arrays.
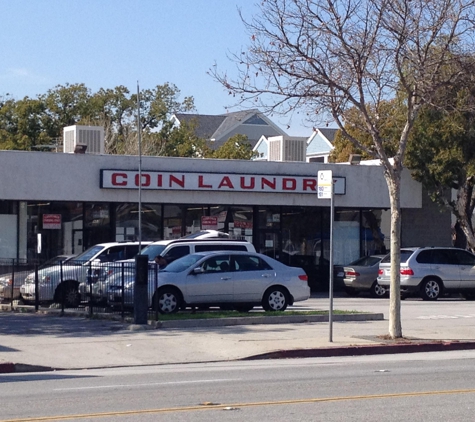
[[253, 128, 337, 163], [0, 146, 451, 290], [171, 109, 287, 149]]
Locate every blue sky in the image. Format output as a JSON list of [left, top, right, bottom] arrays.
[[0, 0, 312, 136]]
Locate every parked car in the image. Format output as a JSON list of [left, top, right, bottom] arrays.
[[136, 238, 256, 265], [340, 255, 387, 298], [84, 265, 136, 305], [0, 255, 75, 302], [108, 250, 310, 313], [378, 247, 475, 300], [20, 241, 150, 308]]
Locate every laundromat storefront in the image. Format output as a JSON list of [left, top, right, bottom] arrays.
[[0, 151, 444, 290]]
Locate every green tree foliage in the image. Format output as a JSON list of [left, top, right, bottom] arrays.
[[406, 74, 475, 251], [212, 134, 257, 160], [0, 95, 55, 150], [0, 82, 256, 159], [329, 100, 402, 163]]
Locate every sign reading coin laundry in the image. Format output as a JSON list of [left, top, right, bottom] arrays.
[[101, 170, 346, 194]]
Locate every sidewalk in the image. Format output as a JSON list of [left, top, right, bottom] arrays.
[[2, 309, 475, 373]]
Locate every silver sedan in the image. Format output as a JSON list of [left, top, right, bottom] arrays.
[[341, 255, 387, 298], [108, 251, 310, 314]]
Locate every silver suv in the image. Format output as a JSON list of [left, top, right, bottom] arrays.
[[377, 247, 475, 300]]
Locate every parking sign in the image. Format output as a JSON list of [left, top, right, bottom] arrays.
[[317, 170, 333, 199]]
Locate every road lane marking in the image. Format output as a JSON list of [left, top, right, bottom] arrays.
[[3, 387, 475, 421], [417, 314, 475, 319], [54, 378, 240, 391]]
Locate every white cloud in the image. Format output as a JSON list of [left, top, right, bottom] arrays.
[[0, 67, 47, 83]]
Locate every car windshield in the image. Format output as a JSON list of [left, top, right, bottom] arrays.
[[39, 255, 75, 269], [348, 256, 382, 267], [73, 245, 105, 263], [162, 254, 204, 273], [139, 244, 167, 261]]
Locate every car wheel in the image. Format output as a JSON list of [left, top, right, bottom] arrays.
[[262, 287, 288, 312], [344, 286, 360, 297], [154, 287, 182, 314], [420, 278, 442, 301], [234, 306, 254, 313], [55, 282, 80, 308], [370, 280, 387, 298]]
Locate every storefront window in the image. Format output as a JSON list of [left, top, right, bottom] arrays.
[[361, 210, 387, 256], [0, 201, 18, 259], [163, 205, 183, 239], [281, 206, 324, 268], [185, 206, 208, 236], [258, 206, 281, 230], [84, 203, 111, 247], [115, 203, 162, 241], [230, 206, 253, 242], [334, 210, 360, 265], [209, 206, 253, 241]]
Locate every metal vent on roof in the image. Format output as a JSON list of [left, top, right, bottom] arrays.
[[268, 136, 306, 162], [63, 125, 105, 154]]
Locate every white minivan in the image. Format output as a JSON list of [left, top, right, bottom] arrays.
[[139, 238, 256, 265]]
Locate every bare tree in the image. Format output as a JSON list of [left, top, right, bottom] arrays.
[[211, 0, 475, 338]]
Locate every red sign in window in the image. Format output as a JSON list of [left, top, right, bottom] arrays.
[[201, 216, 218, 230], [43, 214, 61, 230]]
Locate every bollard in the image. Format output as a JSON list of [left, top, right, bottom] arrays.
[[134, 254, 149, 324]]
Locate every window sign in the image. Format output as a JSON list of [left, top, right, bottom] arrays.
[[43, 214, 61, 229]]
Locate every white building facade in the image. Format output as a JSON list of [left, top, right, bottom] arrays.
[[0, 150, 451, 289]]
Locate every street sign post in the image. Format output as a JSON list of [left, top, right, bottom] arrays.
[[318, 170, 334, 342]]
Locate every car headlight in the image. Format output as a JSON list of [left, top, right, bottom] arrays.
[[40, 275, 51, 284], [0, 277, 12, 286]]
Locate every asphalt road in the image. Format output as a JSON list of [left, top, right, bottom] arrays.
[[2, 350, 475, 421]]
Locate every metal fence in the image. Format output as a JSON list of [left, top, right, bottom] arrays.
[[0, 259, 161, 320]]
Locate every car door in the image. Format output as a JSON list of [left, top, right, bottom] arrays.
[[430, 249, 460, 289], [453, 249, 475, 288], [184, 254, 234, 304], [232, 254, 275, 302]]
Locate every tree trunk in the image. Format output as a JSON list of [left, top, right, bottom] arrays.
[[386, 175, 402, 338], [454, 182, 475, 253], [453, 221, 467, 249]]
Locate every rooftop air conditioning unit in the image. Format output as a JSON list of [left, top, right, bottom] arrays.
[[63, 125, 105, 154], [268, 136, 306, 162]]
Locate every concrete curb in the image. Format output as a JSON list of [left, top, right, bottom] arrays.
[[3, 339, 475, 374], [243, 340, 475, 360], [151, 313, 384, 329]]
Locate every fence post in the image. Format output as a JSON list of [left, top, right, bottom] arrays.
[[88, 262, 93, 318], [34, 264, 39, 312], [10, 259, 15, 311], [60, 261, 65, 316], [121, 262, 125, 321], [154, 263, 159, 321]]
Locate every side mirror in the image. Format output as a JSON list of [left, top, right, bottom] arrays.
[[192, 267, 204, 275]]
